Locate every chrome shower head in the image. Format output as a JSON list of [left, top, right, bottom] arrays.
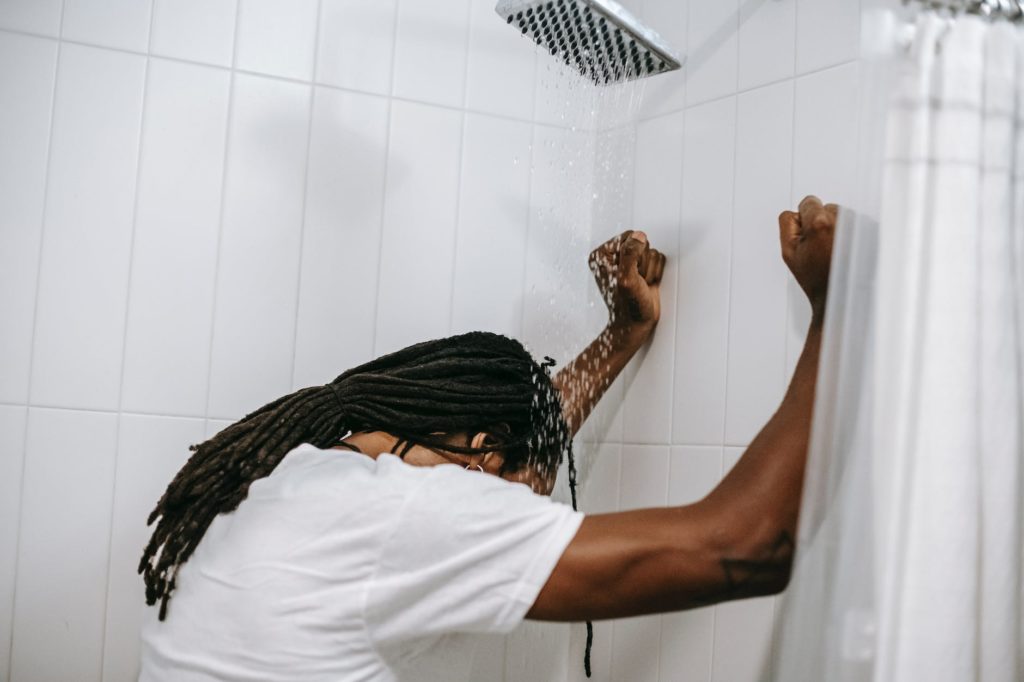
[[496, 0, 682, 85]]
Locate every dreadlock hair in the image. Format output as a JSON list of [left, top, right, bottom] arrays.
[[140, 331, 578, 619]]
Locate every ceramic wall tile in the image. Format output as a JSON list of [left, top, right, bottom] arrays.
[[0, 34, 57, 404], [29, 44, 145, 411], [687, 0, 738, 105], [10, 408, 118, 682], [392, 0, 471, 108], [724, 81, 794, 446], [293, 87, 389, 388], [206, 73, 311, 419], [738, 0, 795, 90], [672, 97, 735, 445], [235, 0, 318, 81], [62, 0, 153, 53], [451, 113, 532, 339], [374, 100, 463, 355], [121, 59, 230, 416], [150, 0, 237, 67], [623, 112, 683, 444], [0, 0, 63, 36], [101, 415, 203, 682], [0, 406, 27, 679], [316, 0, 397, 96], [795, 0, 860, 74]]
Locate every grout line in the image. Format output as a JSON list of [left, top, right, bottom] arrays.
[[606, 441, 626, 679], [200, 0, 244, 435], [667, 94, 688, 451], [718, 97, 741, 497], [288, 0, 326, 390], [0, 399, 757, 446], [446, 0, 476, 337], [0, 26, 558, 128], [783, 0, 802, 385], [0, 25, 857, 133], [6, 1, 66, 677], [669, 0, 693, 470], [448, 110, 469, 335], [638, 58, 860, 124], [97, 3, 158, 676], [369, 0, 403, 357], [655, 434, 672, 682], [517, 121, 539, 341], [459, 0, 473, 111], [717, 0, 744, 460], [707, 444, 727, 682]]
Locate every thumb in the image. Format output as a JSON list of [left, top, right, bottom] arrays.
[[778, 210, 800, 263], [620, 231, 648, 279]]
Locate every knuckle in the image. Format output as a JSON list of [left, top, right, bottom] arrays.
[[812, 214, 833, 230]]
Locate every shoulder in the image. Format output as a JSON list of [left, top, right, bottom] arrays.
[[415, 462, 563, 510], [393, 463, 581, 546]]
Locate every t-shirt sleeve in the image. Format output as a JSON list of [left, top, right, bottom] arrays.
[[363, 463, 584, 646]]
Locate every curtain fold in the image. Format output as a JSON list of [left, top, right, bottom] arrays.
[[773, 9, 1024, 682]]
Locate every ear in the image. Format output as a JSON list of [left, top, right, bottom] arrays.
[[470, 432, 506, 474]]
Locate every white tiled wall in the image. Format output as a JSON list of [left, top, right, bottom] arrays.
[[594, 1, 862, 681], [0, 0, 862, 680]]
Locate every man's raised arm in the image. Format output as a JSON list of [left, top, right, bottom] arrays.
[[532, 196, 836, 621]]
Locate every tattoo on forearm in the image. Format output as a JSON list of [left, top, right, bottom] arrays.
[[691, 530, 794, 606]]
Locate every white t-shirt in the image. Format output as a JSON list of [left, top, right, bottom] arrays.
[[139, 443, 583, 682]]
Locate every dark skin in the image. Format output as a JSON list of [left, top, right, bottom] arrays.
[[342, 195, 837, 621]]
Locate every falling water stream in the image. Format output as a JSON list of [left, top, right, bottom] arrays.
[[521, 55, 648, 502]]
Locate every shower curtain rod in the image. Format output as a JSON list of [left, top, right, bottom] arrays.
[[904, 0, 1024, 22]]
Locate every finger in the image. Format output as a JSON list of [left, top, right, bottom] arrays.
[[798, 195, 824, 231], [779, 209, 800, 239], [644, 250, 666, 285], [778, 210, 800, 258], [612, 229, 635, 259], [620, 231, 648, 279], [590, 230, 634, 269], [653, 252, 667, 285], [810, 203, 839, 234], [818, 203, 839, 231], [637, 234, 652, 279], [593, 228, 630, 276]]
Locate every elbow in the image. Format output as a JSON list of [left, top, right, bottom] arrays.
[[757, 525, 795, 596], [713, 515, 797, 600], [763, 554, 793, 596]]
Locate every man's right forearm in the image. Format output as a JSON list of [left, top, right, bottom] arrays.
[[529, 320, 823, 621], [698, 317, 823, 600]]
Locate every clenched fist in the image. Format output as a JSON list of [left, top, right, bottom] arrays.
[[778, 196, 836, 321], [588, 230, 666, 344]]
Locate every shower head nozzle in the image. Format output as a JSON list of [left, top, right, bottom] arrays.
[[496, 0, 682, 85]]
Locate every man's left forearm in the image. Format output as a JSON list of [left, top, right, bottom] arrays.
[[556, 230, 665, 436], [552, 323, 652, 437]]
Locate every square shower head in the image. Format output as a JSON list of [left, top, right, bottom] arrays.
[[496, 0, 682, 85]]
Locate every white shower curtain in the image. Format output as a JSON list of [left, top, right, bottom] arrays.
[[773, 8, 1024, 682]]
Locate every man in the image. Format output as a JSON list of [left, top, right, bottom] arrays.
[[138, 196, 836, 681]]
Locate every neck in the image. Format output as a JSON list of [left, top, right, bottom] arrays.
[[334, 431, 399, 459]]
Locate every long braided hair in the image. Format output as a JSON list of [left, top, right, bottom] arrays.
[[140, 331, 580, 619]]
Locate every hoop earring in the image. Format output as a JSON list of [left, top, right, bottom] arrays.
[[464, 464, 484, 473]]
